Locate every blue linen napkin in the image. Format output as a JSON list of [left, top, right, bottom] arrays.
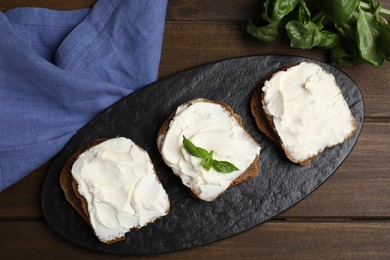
[[0, 0, 168, 191]]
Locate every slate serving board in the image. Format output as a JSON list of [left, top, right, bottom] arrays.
[[42, 55, 364, 254]]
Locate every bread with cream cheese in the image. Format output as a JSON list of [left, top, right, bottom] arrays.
[[251, 62, 357, 165], [60, 137, 170, 244], [157, 98, 261, 202]]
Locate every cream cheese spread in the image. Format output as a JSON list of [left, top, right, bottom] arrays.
[[71, 137, 169, 243], [262, 62, 356, 163], [161, 100, 261, 202]]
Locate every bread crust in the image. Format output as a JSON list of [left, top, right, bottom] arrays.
[[157, 98, 260, 201], [60, 138, 169, 244], [250, 64, 357, 165]]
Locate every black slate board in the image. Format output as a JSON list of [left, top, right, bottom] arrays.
[[42, 55, 364, 254]]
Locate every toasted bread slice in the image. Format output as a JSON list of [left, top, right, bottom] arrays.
[[157, 98, 260, 202], [251, 62, 357, 165], [60, 137, 170, 244]]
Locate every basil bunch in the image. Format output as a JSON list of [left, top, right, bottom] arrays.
[[182, 136, 239, 174], [247, 0, 390, 66]]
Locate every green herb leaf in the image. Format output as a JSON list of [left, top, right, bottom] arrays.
[[335, 20, 358, 42], [201, 151, 214, 171], [247, 19, 280, 42], [317, 0, 359, 22], [182, 136, 209, 158], [297, 0, 311, 23], [182, 136, 239, 174], [212, 160, 239, 174], [247, 0, 390, 66], [286, 20, 323, 49], [330, 45, 356, 66], [269, 0, 301, 21], [379, 23, 390, 61], [357, 7, 385, 65], [318, 31, 340, 49]]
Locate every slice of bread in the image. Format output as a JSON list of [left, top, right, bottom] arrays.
[[157, 98, 261, 202], [251, 62, 357, 165], [60, 137, 169, 244]]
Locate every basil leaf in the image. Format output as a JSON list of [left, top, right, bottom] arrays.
[[297, 0, 311, 23], [374, 4, 389, 24], [247, 0, 390, 66], [262, 0, 273, 22], [182, 136, 239, 174], [317, 0, 359, 22], [318, 31, 340, 49], [270, 0, 301, 21], [201, 151, 214, 171], [212, 160, 239, 174], [286, 20, 322, 49], [335, 20, 358, 42], [330, 44, 356, 66], [357, 8, 385, 65], [333, 19, 362, 64], [379, 23, 390, 61], [182, 136, 209, 158], [247, 19, 280, 42], [248, 0, 300, 42]]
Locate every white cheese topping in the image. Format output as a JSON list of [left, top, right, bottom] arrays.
[[71, 137, 169, 243], [262, 62, 356, 163], [161, 100, 261, 202]]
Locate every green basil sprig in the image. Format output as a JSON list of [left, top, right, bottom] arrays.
[[247, 0, 390, 66], [182, 136, 239, 174]]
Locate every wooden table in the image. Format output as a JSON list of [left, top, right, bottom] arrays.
[[1, 1, 390, 259]]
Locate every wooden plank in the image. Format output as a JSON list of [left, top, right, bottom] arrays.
[[0, 0, 95, 11], [0, 121, 388, 219], [166, 0, 261, 22], [160, 22, 390, 117], [166, 0, 390, 22], [1, 220, 390, 259]]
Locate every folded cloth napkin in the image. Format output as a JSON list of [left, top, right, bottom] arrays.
[[0, 0, 168, 191]]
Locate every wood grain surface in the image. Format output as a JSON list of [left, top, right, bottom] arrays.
[[1, 0, 390, 259]]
